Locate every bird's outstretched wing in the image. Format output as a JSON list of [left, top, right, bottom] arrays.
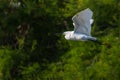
[[72, 8, 93, 36], [90, 19, 94, 25]]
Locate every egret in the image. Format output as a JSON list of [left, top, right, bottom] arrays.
[[63, 8, 97, 41]]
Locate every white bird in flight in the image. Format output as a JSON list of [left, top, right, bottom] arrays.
[[63, 8, 97, 41]]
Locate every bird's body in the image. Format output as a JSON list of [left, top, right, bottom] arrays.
[[63, 8, 97, 41], [63, 31, 97, 41]]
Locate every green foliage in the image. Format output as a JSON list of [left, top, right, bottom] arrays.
[[0, 0, 120, 80]]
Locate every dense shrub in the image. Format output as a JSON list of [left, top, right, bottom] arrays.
[[0, 0, 120, 80]]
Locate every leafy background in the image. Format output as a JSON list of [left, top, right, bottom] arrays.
[[0, 0, 120, 80]]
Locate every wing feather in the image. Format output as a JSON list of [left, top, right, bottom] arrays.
[[72, 8, 93, 36]]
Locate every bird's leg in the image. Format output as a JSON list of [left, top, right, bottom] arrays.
[[87, 36, 97, 42], [88, 38, 102, 44]]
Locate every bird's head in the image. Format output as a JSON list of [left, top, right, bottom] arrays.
[[63, 31, 73, 40]]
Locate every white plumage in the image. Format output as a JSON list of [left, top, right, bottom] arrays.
[[63, 8, 97, 41]]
